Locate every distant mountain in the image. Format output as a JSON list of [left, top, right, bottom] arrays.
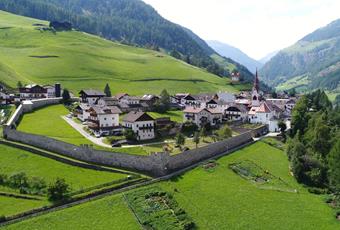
[[260, 19, 340, 93], [207, 40, 262, 74], [259, 51, 279, 64], [0, 0, 254, 81]]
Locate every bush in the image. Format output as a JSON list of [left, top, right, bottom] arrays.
[[181, 122, 198, 134], [0, 215, 6, 223], [47, 178, 70, 203]]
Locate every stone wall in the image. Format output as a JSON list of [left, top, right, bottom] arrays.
[[167, 132, 253, 173], [6, 98, 63, 127], [5, 104, 23, 127], [3, 126, 167, 176], [3, 125, 259, 177]]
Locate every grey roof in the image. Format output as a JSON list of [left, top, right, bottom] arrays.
[[123, 111, 154, 123], [98, 97, 118, 106], [79, 89, 106, 97], [217, 92, 236, 103], [90, 105, 121, 114]]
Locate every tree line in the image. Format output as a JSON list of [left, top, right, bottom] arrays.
[[288, 90, 340, 196]]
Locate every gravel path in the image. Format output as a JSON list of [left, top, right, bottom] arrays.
[[62, 116, 112, 148]]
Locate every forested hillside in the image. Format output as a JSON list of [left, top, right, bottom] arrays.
[[288, 90, 340, 201], [260, 19, 340, 94], [0, 10, 242, 95], [0, 0, 254, 82]]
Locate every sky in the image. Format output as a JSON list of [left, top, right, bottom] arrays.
[[142, 0, 340, 60]]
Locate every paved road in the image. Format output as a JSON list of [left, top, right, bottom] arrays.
[[62, 116, 112, 148]]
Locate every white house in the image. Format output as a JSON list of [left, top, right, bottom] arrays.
[[74, 103, 91, 121], [183, 107, 222, 128], [248, 102, 281, 132], [224, 104, 248, 121], [122, 112, 155, 141], [87, 106, 122, 135]]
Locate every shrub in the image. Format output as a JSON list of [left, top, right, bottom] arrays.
[[47, 178, 70, 202], [0, 215, 6, 223], [181, 122, 198, 134]]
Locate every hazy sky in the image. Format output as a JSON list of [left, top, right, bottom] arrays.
[[142, 0, 340, 60]]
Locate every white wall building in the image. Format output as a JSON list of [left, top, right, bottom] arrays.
[[122, 112, 155, 141], [87, 106, 121, 135], [183, 107, 222, 128]]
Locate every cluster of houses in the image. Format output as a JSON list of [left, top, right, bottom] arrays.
[[1, 71, 297, 142], [0, 83, 62, 105], [75, 90, 163, 140], [179, 71, 296, 132]]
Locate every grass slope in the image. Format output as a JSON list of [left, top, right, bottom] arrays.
[[0, 10, 238, 95], [0, 196, 48, 217], [0, 144, 127, 192], [3, 194, 140, 230], [157, 141, 339, 229]]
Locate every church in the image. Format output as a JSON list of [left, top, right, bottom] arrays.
[[248, 70, 282, 132]]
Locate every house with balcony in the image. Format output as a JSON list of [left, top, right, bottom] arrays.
[[224, 104, 248, 121], [122, 111, 155, 141], [19, 84, 48, 99], [87, 105, 122, 135], [183, 107, 222, 128], [79, 89, 106, 105]]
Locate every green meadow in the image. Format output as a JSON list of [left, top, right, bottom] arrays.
[[0, 10, 240, 95], [0, 196, 48, 217], [0, 144, 127, 192], [17, 104, 92, 146], [2, 194, 139, 230], [158, 141, 339, 229], [5, 141, 339, 229]]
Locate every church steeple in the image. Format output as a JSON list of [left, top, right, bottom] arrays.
[[251, 68, 260, 107], [253, 68, 260, 92]]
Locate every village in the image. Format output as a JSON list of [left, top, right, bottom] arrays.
[[0, 71, 297, 151]]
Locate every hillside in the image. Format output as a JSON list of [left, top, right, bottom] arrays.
[[207, 40, 263, 73], [0, 0, 254, 81], [0, 10, 241, 95], [260, 18, 340, 94]]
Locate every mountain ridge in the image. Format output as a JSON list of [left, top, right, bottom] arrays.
[[207, 40, 263, 73], [260, 18, 340, 94]]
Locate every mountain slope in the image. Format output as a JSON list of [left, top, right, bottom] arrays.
[[259, 51, 279, 64], [0, 0, 254, 81], [260, 19, 340, 93], [0, 10, 241, 95], [207, 40, 263, 73]]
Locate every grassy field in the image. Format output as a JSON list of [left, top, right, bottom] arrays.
[[148, 111, 183, 123], [157, 141, 339, 229], [3, 194, 140, 230], [276, 74, 310, 92], [0, 144, 128, 193], [0, 10, 241, 95], [0, 196, 49, 217], [17, 104, 93, 146], [3, 141, 339, 229]]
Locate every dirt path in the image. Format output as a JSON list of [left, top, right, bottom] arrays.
[[62, 116, 112, 148]]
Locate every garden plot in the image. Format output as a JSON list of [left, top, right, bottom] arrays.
[[229, 160, 297, 193], [124, 187, 195, 230]]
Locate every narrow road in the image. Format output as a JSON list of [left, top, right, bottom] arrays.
[[62, 116, 112, 148]]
